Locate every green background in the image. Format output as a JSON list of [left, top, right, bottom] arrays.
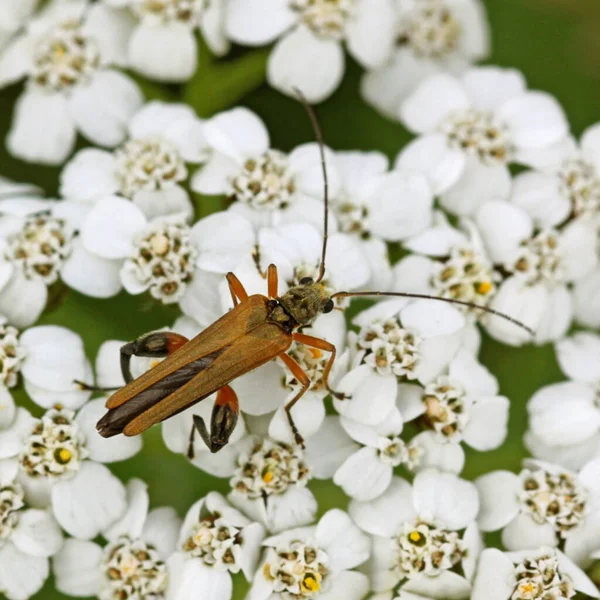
[[1, 0, 600, 597]]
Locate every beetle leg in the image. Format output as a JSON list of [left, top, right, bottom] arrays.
[[292, 333, 350, 400], [279, 352, 311, 448], [226, 272, 249, 307], [187, 385, 239, 459], [267, 263, 278, 298], [120, 332, 189, 383]]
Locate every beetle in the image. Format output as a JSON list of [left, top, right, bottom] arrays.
[[87, 90, 533, 457]]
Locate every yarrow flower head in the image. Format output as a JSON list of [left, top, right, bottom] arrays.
[[0, 465, 63, 600], [225, 0, 397, 102], [53, 479, 181, 600], [362, 0, 490, 119], [471, 547, 599, 600], [166, 492, 265, 600], [105, 0, 230, 82], [349, 472, 480, 598], [17, 399, 141, 539], [60, 101, 208, 221], [0, 0, 143, 164], [247, 509, 370, 600], [475, 459, 600, 566]]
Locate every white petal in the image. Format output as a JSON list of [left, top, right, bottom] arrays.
[[82, 196, 146, 259], [268, 25, 344, 103], [573, 268, 600, 329], [561, 218, 599, 282], [304, 416, 358, 479], [412, 431, 465, 474], [498, 91, 569, 149], [0, 386, 15, 429], [0, 409, 34, 460], [334, 447, 392, 501], [463, 396, 510, 451], [349, 477, 417, 536], [578, 458, 600, 510], [475, 201, 533, 262], [461, 67, 526, 111], [483, 277, 546, 346], [142, 506, 182, 559], [53, 538, 103, 597], [440, 160, 511, 217], [231, 362, 288, 415], [528, 382, 600, 447], [203, 107, 269, 162], [524, 430, 600, 472], [167, 554, 232, 600], [70, 69, 142, 147], [346, 0, 395, 68], [318, 571, 370, 600], [51, 461, 127, 539], [82, 3, 135, 66], [501, 512, 557, 550], [225, 0, 295, 44], [129, 22, 197, 82], [534, 285, 572, 346], [403, 222, 466, 257], [510, 170, 570, 229], [0, 269, 47, 328], [449, 349, 498, 396], [179, 269, 224, 326], [61, 239, 123, 298], [400, 74, 471, 133], [0, 33, 34, 88], [11, 508, 62, 558], [0, 541, 49, 600], [191, 211, 255, 272], [316, 509, 370, 571], [393, 255, 436, 296], [474, 470, 521, 531], [462, 521, 483, 581], [59, 148, 119, 202], [334, 367, 397, 426], [326, 233, 371, 290], [268, 392, 325, 444], [104, 478, 148, 541], [288, 142, 342, 201], [7, 90, 76, 165], [21, 325, 87, 391], [200, 0, 230, 56], [133, 186, 193, 221], [367, 171, 433, 241], [557, 548, 600, 598], [402, 570, 471, 599], [582, 122, 600, 170], [395, 133, 466, 195], [16, 472, 52, 509], [414, 331, 463, 384], [556, 332, 600, 384], [564, 512, 600, 568], [401, 300, 465, 338], [471, 548, 516, 600], [413, 470, 478, 529], [265, 486, 318, 533]]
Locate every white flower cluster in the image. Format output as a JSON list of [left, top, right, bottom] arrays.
[[0, 1, 600, 600]]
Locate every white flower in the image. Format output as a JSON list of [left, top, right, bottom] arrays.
[[332, 151, 433, 289], [471, 547, 599, 600], [333, 297, 466, 427], [0, 0, 143, 165], [166, 491, 264, 600], [0, 196, 88, 327], [350, 472, 480, 599], [60, 101, 208, 222], [524, 332, 600, 470], [105, 0, 230, 82], [192, 107, 342, 232], [0, 461, 63, 600], [0, 0, 38, 52], [62, 196, 255, 305], [226, 0, 396, 103], [475, 200, 597, 346], [476, 458, 600, 568], [16, 402, 140, 539], [510, 123, 600, 228], [396, 66, 569, 217], [54, 478, 181, 600], [396, 347, 509, 454], [362, 0, 490, 120], [247, 508, 370, 600]]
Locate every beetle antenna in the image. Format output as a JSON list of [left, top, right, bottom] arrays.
[[293, 87, 329, 283], [330, 291, 535, 336]]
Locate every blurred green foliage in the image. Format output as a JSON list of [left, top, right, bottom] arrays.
[[1, 0, 599, 598]]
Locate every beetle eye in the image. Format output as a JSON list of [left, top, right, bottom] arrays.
[[323, 299, 334, 313], [299, 277, 313, 285]]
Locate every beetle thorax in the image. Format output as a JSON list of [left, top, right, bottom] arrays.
[[277, 282, 330, 327]]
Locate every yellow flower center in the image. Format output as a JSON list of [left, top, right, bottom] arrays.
[[476, 281, 492, 294], [55, 448, 72, 464], [301, 572, 321, 593], [409, 530, 422, 543]]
